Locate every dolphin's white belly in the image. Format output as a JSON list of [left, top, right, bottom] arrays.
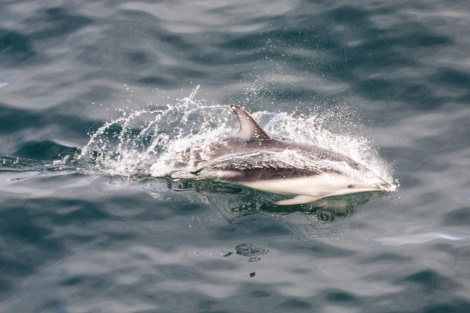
[[239, 173, 388, 205]]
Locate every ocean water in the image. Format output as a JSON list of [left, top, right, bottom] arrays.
[[1, 0, 470, 312]]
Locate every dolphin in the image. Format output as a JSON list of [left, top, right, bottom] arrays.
[[157, 105, 395, 205]]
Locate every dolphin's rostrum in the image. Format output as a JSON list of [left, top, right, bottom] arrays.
[[157, 105, 395, 205]]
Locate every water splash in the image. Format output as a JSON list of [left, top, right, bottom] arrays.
[[79, 85, 229, 176], [79, 86, 395, 191]]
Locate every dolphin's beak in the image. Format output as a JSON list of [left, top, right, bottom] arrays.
[[376, 180, 395, 192]]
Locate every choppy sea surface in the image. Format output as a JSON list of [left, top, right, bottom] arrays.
[[1, 0, 470, 312]]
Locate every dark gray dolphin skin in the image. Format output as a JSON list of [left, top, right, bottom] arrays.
[[168, 105, 394, 205]]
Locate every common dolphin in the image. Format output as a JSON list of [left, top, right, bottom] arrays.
[[156, 105, 394, 205]]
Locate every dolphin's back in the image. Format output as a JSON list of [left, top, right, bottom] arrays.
[[207, 137, 364, 171]]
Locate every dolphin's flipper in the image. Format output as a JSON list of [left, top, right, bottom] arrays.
[[275, 194, 324, 206], [231, 105, 271, 140]]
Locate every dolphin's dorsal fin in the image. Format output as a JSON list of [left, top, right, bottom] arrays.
[[231, 105, 271, 140]]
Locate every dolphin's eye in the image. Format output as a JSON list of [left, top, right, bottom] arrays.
[[347, 184, 355, 189]]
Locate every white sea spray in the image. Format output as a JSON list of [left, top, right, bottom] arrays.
[[80, 86, 395, 188]]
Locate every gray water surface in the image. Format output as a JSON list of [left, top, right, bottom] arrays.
[[1, 1, 470, 312]]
